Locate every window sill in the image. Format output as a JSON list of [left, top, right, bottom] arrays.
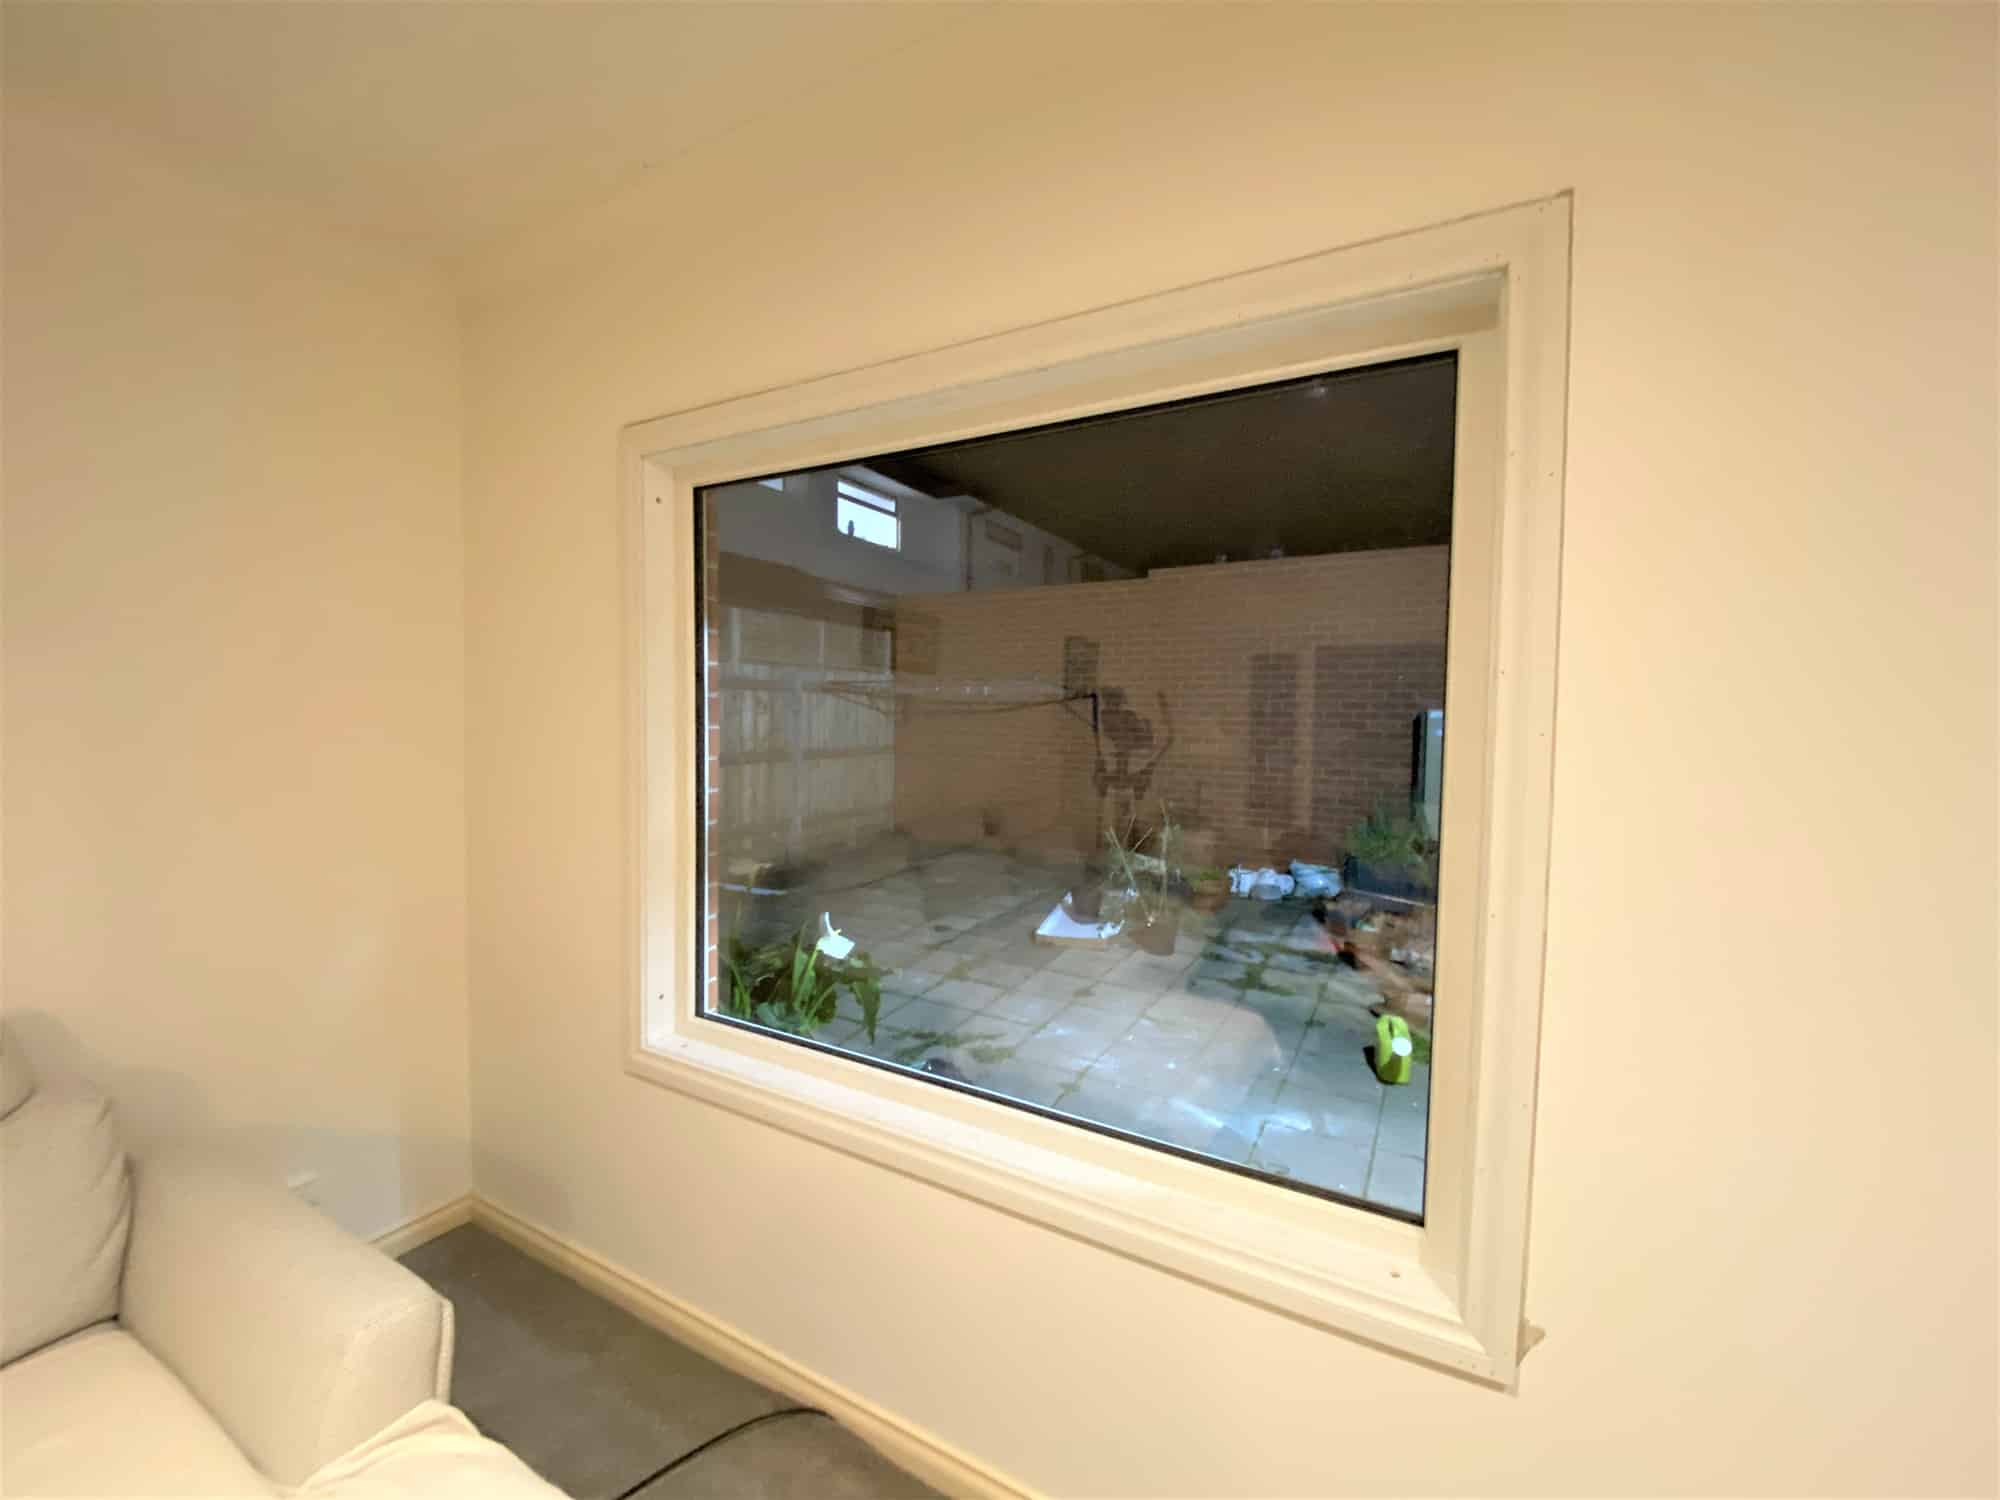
[[627, 1025, 1501, 1381]]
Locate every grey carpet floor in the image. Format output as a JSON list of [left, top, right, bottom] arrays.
[[401, 1225, 937, 1500]]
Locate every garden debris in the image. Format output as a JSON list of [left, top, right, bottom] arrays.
[[1289, 860, 1342, 898]]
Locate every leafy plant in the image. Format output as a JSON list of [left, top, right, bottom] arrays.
[[724, 922, 884, 1042], [1343, 799, 1437, 876]]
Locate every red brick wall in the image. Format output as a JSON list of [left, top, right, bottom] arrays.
[[887, 547, 1449, 871]]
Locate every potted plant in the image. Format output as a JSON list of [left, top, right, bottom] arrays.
[[1341, 799, 1439, 903], [723, 921, 885, 1042], [1106, 805, 1182, 955], [1185, 865, 1230, 913]]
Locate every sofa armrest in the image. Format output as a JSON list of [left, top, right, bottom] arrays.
[[121, 1152, 453, 1487]]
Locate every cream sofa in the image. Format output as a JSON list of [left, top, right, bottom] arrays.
[[0, 1036, 558, 1498]]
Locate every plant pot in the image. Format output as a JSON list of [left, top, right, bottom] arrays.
[[1064, 882, 1105, 922], [1188, 881, 1229, 913], [1128, 909, 1180, 955]]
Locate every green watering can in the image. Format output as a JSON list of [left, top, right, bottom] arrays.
[[1374, 1014, 1415, 1085]]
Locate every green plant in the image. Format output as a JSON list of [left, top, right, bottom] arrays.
[[724, 922, 884, 1042], [1104, 803, 1181, 929], [1343, 799, 1437, 875]]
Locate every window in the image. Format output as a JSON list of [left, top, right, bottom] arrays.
[[699, 357, 1453, 1220], [835, 478, 899, 550], [627, 197, 1568, 1382]]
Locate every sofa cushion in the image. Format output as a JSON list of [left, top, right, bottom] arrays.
[[0, 1325, 273, 1496], [0, 1076, 131, 1364], [296, 1399, 564, 1497], [122, 1153, 452, 1487]]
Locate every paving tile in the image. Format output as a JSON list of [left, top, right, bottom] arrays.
[[1374, 1066, 1431, 1147], [1180, 1055, 1285, 1106], [953, 960, 1034, 992], [1111, 1011, 1208, 1057], [863, 939, 927, 971], [978, 986, 1072, 1028], [1366, 1151, 1426, 1216], [1250, 1124, 1375, 1197], [985, 939, 1063, 970], [1055, 1076, 1263, 1166], [1201, 1008, 1303, 1076], [1190, 957, 1252, 985], [1237, 986, 1319, 1029], [1289, 1036, 1387, 1105], [1048, 1076, 1151, 1136], [962, 1056, 1080, 1108], [878, 995, 987, 1040], [920, 914, 982, 938], [1065, 981, 1158, 1018], [1106, 949, 1198, 990], [1012, 1005, 1133, 1068], [1267, 1079, 1382, 1141], [1141, 990, 1237, 1035], [868, 990, 933, 1030], [894, 947, 961, 978], [919, 977, 1005, 1011], [1128, 1097, 1264, 1164], [833, 1026, 906, 1065], [880, 1015, 1033, 1072], [1376, 1108, 1428, 1160], [1265, 947, 1335, 976], [1383, 1060, 1432, 1115], [1183, 972, 1256, 1007], [1079, 1040, 1195, 1095], [1197, 935, 1266, 965], [1047, 947, 1125, 979], [1006, 968, 1090, 1002]]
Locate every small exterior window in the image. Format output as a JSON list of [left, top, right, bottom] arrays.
[[836, 479, 899, 550]]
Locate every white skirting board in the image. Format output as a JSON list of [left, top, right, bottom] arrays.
[[434, 1196, 1038, 1500], [370, 1193, 475, 1258]]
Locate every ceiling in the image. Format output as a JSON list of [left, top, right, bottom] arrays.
[[874, 355, 1458, 574], [2, 2, 954, 268]]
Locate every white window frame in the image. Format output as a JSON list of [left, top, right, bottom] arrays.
[[622, 196, 1568, 1384]]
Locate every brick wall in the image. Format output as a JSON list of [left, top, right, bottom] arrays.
[[887, 546, 1449, 872]]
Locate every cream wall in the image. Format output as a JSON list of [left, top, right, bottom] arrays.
[[3, 105, 471, 1238], [460, 6, 1997, 1495]]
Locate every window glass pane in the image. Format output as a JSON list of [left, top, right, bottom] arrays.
[[698, 355, 1452, 1222], [835, 494, 900, 549]]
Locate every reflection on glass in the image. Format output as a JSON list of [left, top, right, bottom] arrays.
[[697, 356, 1453, 1220]]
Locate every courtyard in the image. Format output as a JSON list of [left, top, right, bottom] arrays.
[[791, 849, 1431, 1217]]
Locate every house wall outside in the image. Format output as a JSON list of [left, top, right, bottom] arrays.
[[711, 473, 965, 596], [889, 547, 1449, 872], [461, 7, 1996, 1494], [1, 103, 472, 1239]]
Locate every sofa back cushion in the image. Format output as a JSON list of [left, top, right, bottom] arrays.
[[0, 1046, 132, 1365]]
